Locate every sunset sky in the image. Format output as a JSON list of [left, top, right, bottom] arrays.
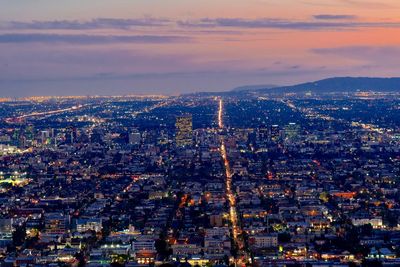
[[1, 0, 400, 96]]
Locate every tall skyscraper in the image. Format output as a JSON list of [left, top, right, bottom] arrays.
[[65, 126, 77, 144], [175, 114, 193, 147], [24, 124, 35, 146]]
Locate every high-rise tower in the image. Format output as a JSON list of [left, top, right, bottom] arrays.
[[175, 114, 193, 147]]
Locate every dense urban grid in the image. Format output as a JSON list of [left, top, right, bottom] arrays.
[[0, 92, 400, 267]]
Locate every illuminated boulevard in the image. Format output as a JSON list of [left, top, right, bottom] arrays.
[[12, 104, 87, 120], [217, 99, 250, 266]]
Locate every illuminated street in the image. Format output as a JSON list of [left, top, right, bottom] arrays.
[[217, 99, 250, 265], [11, 104, 87, 120]]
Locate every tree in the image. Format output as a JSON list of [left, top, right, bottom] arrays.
[[362, 260, 382, 267], [155, 233, 172, 260], [278, 232, 291, 243], [12, 224, 26, 247], [223, 254, 230, 265]]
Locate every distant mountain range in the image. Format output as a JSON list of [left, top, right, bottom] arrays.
[[243, 77, 400, 94], [186, 77, 400, 97]]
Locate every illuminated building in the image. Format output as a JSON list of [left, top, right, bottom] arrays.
[[12, 128, 21, 146], [129, 130, 141, 145], [175, 114, 193, 147], [76, 218, 103, 233], [0, 218, 14, 235], [41, 130, 51, 145], [45, 213, 68, 235], [352, 217, 383, 229], [270, 125, 280, 142], [24, 124, 35, 147], [65, 126, 77, 144], [256, 125, 269, 148], [249, 234, 278, 248], [284, 122, 300, 141]]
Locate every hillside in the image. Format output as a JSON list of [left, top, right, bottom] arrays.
[[255, 77, 400, 93]]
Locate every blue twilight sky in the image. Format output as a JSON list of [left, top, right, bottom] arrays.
[[1, 0, 400, 96]]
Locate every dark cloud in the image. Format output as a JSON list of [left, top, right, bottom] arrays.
[[3, 17, 400, 32], [312, 46, 400, 56], [2, 18, 170, 30], [178, 17, 400, 30], [313, 14, 357, 20], [0, 33, 190, 44]]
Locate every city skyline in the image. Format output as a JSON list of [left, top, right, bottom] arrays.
[[1, 2, 400, 264], [1, 91, 399, 266], [1, 0, 400, 97]]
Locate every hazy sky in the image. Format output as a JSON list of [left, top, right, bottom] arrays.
[[1, 0, 400, 96]]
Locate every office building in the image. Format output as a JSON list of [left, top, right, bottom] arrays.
[[175, 114, 193, 147]]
